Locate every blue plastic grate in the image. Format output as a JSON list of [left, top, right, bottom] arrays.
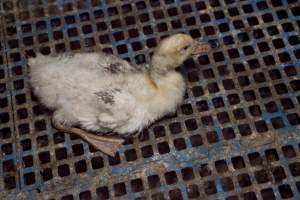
[[0, 0, 300, 199]]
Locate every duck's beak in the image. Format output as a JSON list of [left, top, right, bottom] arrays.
[[191, 42, 212, 55]]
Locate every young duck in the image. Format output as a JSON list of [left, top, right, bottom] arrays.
[[29, 34, 211, 156]]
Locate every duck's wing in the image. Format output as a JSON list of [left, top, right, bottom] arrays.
[[99, 53, 146, 74], [93, 87, 136, 132]]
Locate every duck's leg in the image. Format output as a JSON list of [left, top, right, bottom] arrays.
[[52, 118, 124, 157]]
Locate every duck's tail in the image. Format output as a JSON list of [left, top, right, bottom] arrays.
[[27, 53, 49, 69], [28, 53, 60, 110]]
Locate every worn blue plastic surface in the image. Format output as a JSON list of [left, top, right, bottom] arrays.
[[0, 0, 300, 199]]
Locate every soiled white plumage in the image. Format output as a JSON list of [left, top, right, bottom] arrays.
[[29, 34, 209, 137]]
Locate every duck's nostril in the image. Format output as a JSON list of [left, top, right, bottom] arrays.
[[208, 39, 220, 49]]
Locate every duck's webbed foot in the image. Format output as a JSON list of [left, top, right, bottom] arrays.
[[52, 118, 124, 157]]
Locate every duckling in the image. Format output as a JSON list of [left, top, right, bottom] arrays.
[[28, 34, 211, 156]]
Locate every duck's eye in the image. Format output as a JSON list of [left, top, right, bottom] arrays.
[[183, 45, 189, 50]]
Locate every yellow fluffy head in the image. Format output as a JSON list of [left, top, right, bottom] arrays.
[[155, 34, 194, 55], [151, 34, 211, 71]]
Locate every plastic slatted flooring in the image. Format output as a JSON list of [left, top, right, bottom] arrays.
[[0, 0, 300, 199]]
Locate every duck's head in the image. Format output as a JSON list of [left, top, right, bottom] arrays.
[[151, 34, 211, 73]]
